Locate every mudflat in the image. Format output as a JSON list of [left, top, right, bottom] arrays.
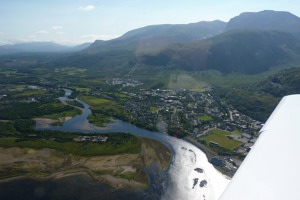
[[0, 138, 171, 189]]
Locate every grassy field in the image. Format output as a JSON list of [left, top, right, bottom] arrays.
[[70, 86, 91, 92], [203, 129, 243, 150], [167, 71, 208, 90], [39, 109, 81, 120], [231, 130, 242, 134], [210, 129, 232, 135], [193, 70, 273, 88], [197, 115, 213, 121], [150, 106, 159, 113], [87, 113, 111, 127], [80, 96, 113, 107], [80, 96, 127, 126], [54, 67, 87, 76], [80, 96, 126, 118], [14, 90, 46, 97], [102, 92, 132, 100]]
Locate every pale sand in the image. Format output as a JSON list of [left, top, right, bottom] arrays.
[[0, 138, 170, 189], [34, 118, 57, 128]]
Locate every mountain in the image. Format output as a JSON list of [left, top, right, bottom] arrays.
[[86, 20, 226, 55], [206, 30, 300, 73], [9, 10, 300, 75], [225, 10, 300, 33], [139, 30, 300, 74], [62, 20, 226, 69], [138, 10, 300, 74], [68, 43, 92, 52], [0, 42, 92, 55]]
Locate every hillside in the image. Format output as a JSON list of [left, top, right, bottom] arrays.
[[78, 10, 300, 75], [0, 42, 91, 55], [206, 30, 300, 73], [59, 20, 226, 71], [258, 68, 300, 97], [213, 67, 300, 122], [3, 10, 300, 76], [140, 30, 300, 74], [86, 20, 226, 55], [225, 10, 300, 33]]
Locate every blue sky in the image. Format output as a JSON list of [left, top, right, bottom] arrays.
[[0, 0, 299, 45]]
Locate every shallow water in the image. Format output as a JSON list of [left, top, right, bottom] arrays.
[[0, 175, 146, 200]]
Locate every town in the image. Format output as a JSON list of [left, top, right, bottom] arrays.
[[111, 84, 263, 175]]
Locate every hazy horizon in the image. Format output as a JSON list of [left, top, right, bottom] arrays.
[[1, 0, 299, 45]]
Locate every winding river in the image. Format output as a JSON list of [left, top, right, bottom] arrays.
[[34, 89, 230, 200]]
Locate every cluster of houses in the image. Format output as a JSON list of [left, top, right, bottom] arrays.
[[73, 135, 108, 143], [116, 88, 264, 174]]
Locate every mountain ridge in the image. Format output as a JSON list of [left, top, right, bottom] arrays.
[[225, 10, 300, 33], [0, 42, 92, 55], [3, 10, 300, 75]]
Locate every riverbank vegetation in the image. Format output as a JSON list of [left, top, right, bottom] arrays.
[[80, 95, 129, 126], [0, 132, 141, 156], [0, 99, 80, 120]]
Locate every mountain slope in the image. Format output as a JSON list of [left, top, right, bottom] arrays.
[[63, 20, 227, 70], [258, 68, 300, 97], [50, 10, 300, 75], [225, 10, 300, 33], [85, 20, 226, 55], [139, 30, 300, 74], [0, 42, 92, 55], [206, 30, 300, 73]]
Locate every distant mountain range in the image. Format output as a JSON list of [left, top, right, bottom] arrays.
[[73, 10, 300, 74], [87, 20, 226, 54], [0, 42, 92, 55], [2, 10, 300, 74], [138, 10, 300, 74]]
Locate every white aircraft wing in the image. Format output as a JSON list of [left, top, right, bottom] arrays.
[[219, 94, 300, 200]]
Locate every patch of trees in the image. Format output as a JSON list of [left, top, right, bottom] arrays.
[[0, 121, 16, 136], [14, 119, 35, 133], [212, 86, 278, 122], [258, 68, 300, 97], [167, 127, 187, 138], [0, 100, 76, 120]]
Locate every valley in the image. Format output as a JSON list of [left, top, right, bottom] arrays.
[[1, 9, 300, 200]]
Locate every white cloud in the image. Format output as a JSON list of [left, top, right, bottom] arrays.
[[52, 26, 62, 30], [36, 30, 49, 34], [78, 5, 95, 11]]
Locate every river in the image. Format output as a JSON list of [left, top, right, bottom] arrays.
[[32, 89, 229, 199]]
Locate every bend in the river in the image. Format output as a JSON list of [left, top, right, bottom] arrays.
[[35, 89, 229, 200]]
